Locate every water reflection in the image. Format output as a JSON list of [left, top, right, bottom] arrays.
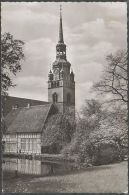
[[3, 158, 53, 176]]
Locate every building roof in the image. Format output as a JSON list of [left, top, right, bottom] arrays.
[[5, 104, 53, 134], [2, 95, 48, 116]]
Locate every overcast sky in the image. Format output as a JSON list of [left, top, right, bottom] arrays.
[[2, 2, 127, 111]]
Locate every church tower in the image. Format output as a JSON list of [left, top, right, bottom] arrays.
[[48, 6, 75, 113]]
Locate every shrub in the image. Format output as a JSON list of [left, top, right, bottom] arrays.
[[91, 142, 120, 165]]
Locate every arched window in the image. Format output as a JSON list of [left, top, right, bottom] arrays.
[[67, 93, 71, 104], [53, 93, 58, 103]]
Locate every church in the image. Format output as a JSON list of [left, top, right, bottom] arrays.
[[3, 7, 75, 155]]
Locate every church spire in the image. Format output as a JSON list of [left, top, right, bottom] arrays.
[[48, 6, 75, 113], [58, 5, 64, 43], [55, 5, 66, 60]]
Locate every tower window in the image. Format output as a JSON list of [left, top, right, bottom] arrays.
[[67, 93, 71, 104], [56, 81, 59, 87], [53, 93, 58, 103]]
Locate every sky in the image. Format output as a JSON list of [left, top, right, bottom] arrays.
[[1, 2, 127, 111]]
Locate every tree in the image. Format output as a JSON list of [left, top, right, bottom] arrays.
[[81, 99, 103, 125], [42, 110, 75, 154], [1, 32, 24, 187], [62, 99, 105, 164], [84, 100, 128, 163], [93, 50, 127, 104], [62, 99, 127, 166], [1, 32, 24, 96]]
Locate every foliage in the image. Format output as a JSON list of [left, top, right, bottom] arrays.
[[81, 99, 102, 118], [1, 32, 24, 95], [62, 50, 127, 166], [93, 50, 127, 104], [42, 110, 75, 153], [62, 99, 128, 166]]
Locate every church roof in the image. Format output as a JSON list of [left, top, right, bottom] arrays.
[[4, 104, 53, 134]]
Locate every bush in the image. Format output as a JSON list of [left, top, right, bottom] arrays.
[[62, 136, 124, 167], [91, 142, 120, 165]]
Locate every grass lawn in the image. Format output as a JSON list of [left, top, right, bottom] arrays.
[[3, 161, 128, 193]]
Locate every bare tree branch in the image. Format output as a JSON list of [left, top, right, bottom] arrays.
[[93, 50, 128, 104]]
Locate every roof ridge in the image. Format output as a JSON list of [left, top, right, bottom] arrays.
[[4, 95, 48, 102]]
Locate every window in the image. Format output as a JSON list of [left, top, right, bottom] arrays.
[[32, 138, 37, 153], [67, 93, 71, 104], [53, 93, 58, 103], [5, 143, 10, 152], [28, 138, 31, 151], [21, 138, 26, 151]]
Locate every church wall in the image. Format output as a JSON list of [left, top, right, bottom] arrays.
[[48, 85, 75, 105], [48, 87, 63, 103], [63, 86, 75, 105]]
